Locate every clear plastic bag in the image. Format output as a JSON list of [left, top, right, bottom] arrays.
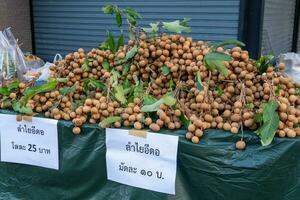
[[279, 53, 300, 83], [0, 27, 28, 85]]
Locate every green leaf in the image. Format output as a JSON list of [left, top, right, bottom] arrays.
[[162, 20, 192, 33], [211, 40, 245, 48], [255, 55, 274, 74], [255, 100, 279, 146], [0, 87, 10, 96], [20, 79, 58, 104], [216, 86, 223, 97], [84, 79, 106, 92], [245, 103, 254, 109], [143, 95, 157, 105], [1, 98, 11, 107], [126, 13, 136, 26], [162, 95, 176, 106], [254, 112, 263, 125], [113, 84, 126, 104], [142, 22, 159, 33], [196, 72, 203, 91], [179, 18, 191, 26], [205, 59, 229, 77], [134, 82, 143, 98], [102, 61, 110, 70], [125, 7, 142, 19], [12, 102, 33, 114], [296, 88, 300, 96], [126, 45, 138, 60], [179, 113, 190, 128], [141, 99, 163, 112], [107, 31, 116, 52], [60, 86, 76, 96], [128, 30, 135, 40], [102, 4, 115, 14], [7, 80, 21, 91], [140, 94, 176, 112], [99, 39, 109, 50], [161, 66, 170, 76], [204, 52, 232, 62], [100, 116, 121, 128], [116, 34, 125, 50], [116, 9, 122, 27], [55, 78, 68, 83], [122, 62, 130, 76], [168, 79, 175, 90], [0, 80, 21, 96], [82, 59, 90, 72]]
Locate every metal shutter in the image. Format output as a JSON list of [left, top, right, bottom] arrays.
[[297, 20, 300, 53], [32, 0, 240, 61], [261, 0, 296, 56]]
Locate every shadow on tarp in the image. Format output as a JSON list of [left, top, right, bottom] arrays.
[[0, 109, 299, 200]]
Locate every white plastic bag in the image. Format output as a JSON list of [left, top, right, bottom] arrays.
[[279, 53, 300, 83]]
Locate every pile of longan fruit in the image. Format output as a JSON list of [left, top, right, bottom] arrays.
[[2, 32, 300, 150]]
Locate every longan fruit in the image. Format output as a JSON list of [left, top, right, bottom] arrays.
[[145, 117, 152, 126], [188, 124, 196, 132], [223, 123, 231, 131], [18, 82, 26, 89], [114, 121, 121, 128], [287, 129, 296, 138], [278, 130, 286, 137], [73, 127, 81, 135], [156, 119, 164, 127], [9, 93, 17, 99], [278, 63, 285, 71], [150, 123, 160, 132], [123, 120, 130, 127], [195, 129, 203, 137], [231, 114, 241, 122], [186, 132, 193, 140], [83, 106, 91, 113], [230, 126, 239, 134], [191, 136, 199, 144], [168, 122, 175, 129], [204, 114, 213, 122], [295, 128, 300, 136], [134, 122, 142, 130], [235, 140, 246, 150], [174, 109, 181, 117], [223, 110, 231, 118], [16, 115, 22, 121]]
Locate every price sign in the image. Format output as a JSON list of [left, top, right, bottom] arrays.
[[0, 114, 59, 170], [106, 128, 178, 195]]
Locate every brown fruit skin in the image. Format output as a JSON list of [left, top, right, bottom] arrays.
[[295, 128, 300, 136], [191, 136, 200, 144], [149, 123, 160, 132], [73, 127, 81, 135], [16, 115, 22, 121], [230, 127, 239, 134], [236, 140, 246, 150], [186, 132, 193, 140], [195, 129, 203, 137], [223, 123, 231, 131], [188, 124, 196, 132], [134, 122, 142, 130]]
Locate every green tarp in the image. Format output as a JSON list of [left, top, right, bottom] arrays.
[[0, 110, 300, 200]]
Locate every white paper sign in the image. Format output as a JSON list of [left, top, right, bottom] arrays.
[[106, 128, 178, 194], [0, 114, 59, 170]]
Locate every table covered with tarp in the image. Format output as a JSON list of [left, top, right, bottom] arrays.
[[0, 110, 299, 200]]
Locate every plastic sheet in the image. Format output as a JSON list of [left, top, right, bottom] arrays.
[[0, 110, 300, 200]]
